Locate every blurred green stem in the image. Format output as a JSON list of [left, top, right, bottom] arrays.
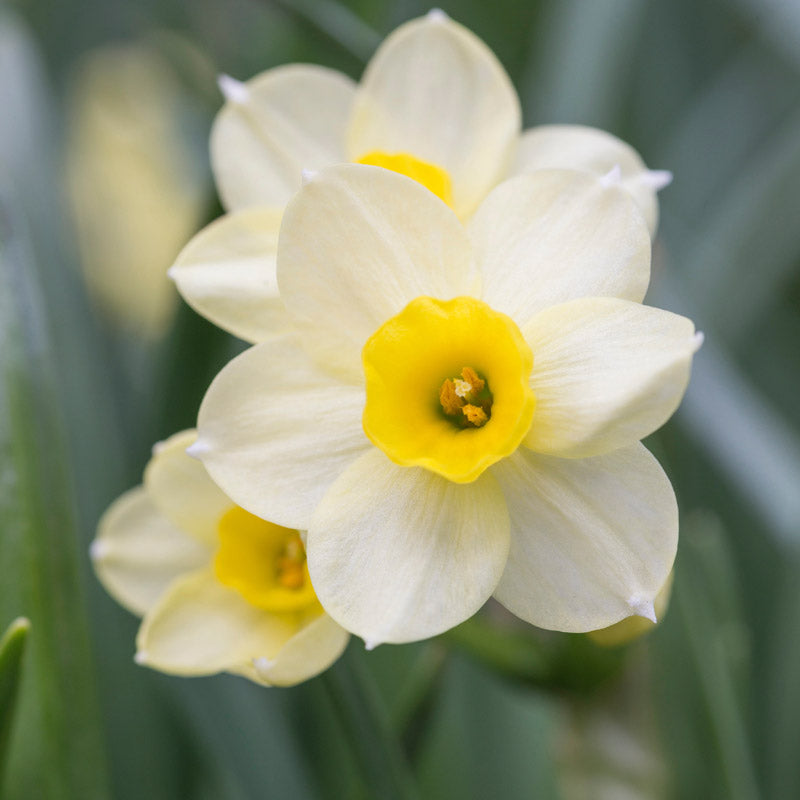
[[0, 618, 30, 788], [321, 654, 419, 800]]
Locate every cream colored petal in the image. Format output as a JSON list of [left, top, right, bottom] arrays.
[[92, 487, 212, 616], [136, 569, 298, 675], [492, 444, 678, 632], [523, 297, 699, 457], [143, 429, 233, 548], [170, 207, 285, 343], [470, 170, 651, 328], [347, 12, 520, 218], [278, 164, 476, 382], [512, 125, 664, 233], [196, 334, 370, 530], [307, 450, 510, 645], [252, 612, 349, 687], [210, 64, 356, 211]]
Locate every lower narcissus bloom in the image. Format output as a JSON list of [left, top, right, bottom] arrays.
[[169, 10, 670, 345], [91, 430, 349, 686], [191, 164, 702, 647]]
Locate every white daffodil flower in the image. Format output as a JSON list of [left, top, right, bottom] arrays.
[[191, 164, 701, 647], [170, 10, 668, 343], [91, 430, 349, 686]]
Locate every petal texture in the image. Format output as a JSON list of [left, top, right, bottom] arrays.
[[471, 170, 651, 328], [307, 450, 510, 644], [211, 65, 356, 210], [347, 12, 520, 218], [522, 297, 698, 457], [137, 570, 297, 675], [253, 613, 350, 687], [92, 487, 212, 616], [278, 164, 477, 381], [492, 444, 678, 632], [170, 207, 284, 343], [513, 125, 662, 233], [196, 334, 370, 530], [144, 430, 232, 548]]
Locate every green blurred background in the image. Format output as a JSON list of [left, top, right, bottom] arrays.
[[1, 0, 799, 797]]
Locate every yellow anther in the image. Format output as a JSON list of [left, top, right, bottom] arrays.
[[439, 379, 462, 416], [462, 404, 488, 427], [460, 367, 485, 393]]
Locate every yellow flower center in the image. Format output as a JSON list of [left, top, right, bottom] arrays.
[[362, 296, 536, 483], [214, 507, 318, 613], [356, 151, 453, 206]]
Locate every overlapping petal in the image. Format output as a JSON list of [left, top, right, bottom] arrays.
[[252, 612, 350, 687], [211, 65, 356, 211], [306, 450, 510, 645], [492, 444, 678, 632], [277, 164, 477, 381], [522, 297, 699, 457], [512, 125, 664, 233], [144, 430, 232, 548], [347, 12, 520, 218], [136, 570, 297, 675], [196, 334, 370, 530], [470, 170, 651, 328], [170, 207, 284, 343], [92, 487, 212, 616]]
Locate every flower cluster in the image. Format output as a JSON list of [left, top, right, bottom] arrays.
[[93, 11, 698, 685]]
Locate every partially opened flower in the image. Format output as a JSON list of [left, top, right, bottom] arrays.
[[91, 430, 349, 686], [192, 164, 701, 646], [170, 10, 668, 343]]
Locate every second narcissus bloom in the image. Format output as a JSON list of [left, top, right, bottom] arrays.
[[192, 164, 701, 647], [91, 430, 349, 686], [170, 10, 669, 344]]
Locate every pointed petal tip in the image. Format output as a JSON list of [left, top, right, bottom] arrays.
[[166, 266, 177, 282], [217, 73, 249, 105], [89, 539, 108, 561], [628, 595, 657, 624], [641, 169, 673, 191], [253, 656, 276, 674], [600, 164, 622, 188], [692, 330, 705, 352], [301, 168, 319, 186], [185, 439, 210, 460], [134, 650, 149, 665], [427, 8, 449, 23], [364, 638, 381, 651]]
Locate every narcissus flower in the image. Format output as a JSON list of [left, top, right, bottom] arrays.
[[192, 164, 701, 646], [170, 10, 669, 343], [91, 430, 348, 686]]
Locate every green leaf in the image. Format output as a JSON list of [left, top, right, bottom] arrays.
[[0, 618, 30, 785]]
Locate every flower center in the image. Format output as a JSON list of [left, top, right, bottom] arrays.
[[356, 151, 453, 206], [362, 296, 536, 483], [214, 507, 318, 613], [439, 367, 493, 428]]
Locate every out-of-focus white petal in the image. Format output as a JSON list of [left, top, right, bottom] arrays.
[[144, 430, 232, 548], [136, 570, 297, 675], [347, 12, 520, 218], [512, 125, 664, 233], [196, 334, 370, 531], [492, 444, 678, 632], [522, 297, 699, 457], [278, 164, 477, 382], [92, 487, 212, 616], [306, 450, 510, 645], [470, 170, 651, 328], [252, 612, 349, 686], [211, 65, 356, 211], [170, 207, 285, 343]]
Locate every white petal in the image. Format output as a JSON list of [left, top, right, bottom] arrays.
[[512, 125, 664, 233], [307, 450, 510, 644], [252, 613, 349, 687], [196, 334, 370, 530], [470, 170, 651, 327], [144, 430, 233, 548], [210, 65, 356, 211], [347, 14, 520, 218], [492, 444, 678, 632], [170, 207, 284, 343], [278, 164, 476, 382], [136, 570, 298, 675], [92, 487, 212, 616], [523, 297, 698, 457]]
